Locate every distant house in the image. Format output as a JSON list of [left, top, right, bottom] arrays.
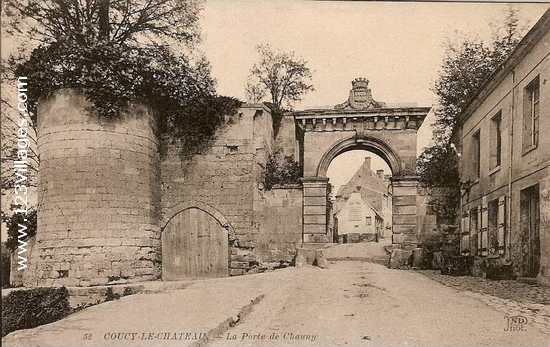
[[333, 157, 392, 241], [455, 9, 549, 284], [335, 192, 383, 239]]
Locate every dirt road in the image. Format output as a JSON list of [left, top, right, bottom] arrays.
[[209, 261, 549, 347], [3, 250, 549, 347]]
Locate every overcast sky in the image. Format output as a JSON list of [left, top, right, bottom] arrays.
[[200, 1, 547, 109], [199, 1, 548, 192]]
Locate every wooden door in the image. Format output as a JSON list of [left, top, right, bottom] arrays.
[[519, 185, 540, 277], [162, 208, 228, 280]]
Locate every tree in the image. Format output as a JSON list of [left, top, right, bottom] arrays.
[[246, 44, 314, 110], [417, 7, 526, 248], [417, 144, 460, 187], [3, 0, 203, 48], [0, 65, 39, 238], [262, 151, 303, 190], [3, 208, 37, 252], [419, 7, 526, 187], [0, 103, 39, 193], [2, 0, 240, 149], [1, 1, 241, 230], [1, 50, 39, 192]]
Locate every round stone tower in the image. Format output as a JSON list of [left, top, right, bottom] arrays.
[[27, 89, 161, 287]]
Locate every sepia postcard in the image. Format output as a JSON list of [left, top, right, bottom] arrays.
[[1, 1, 549, 346]]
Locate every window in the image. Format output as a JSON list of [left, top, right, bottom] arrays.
[[365, 216, 372, 225], [472, 131, 481, 179], [490, 111, 502, 170], [523, 76, 540, 152]]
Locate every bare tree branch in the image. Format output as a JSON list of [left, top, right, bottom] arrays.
[[246, 44, 314, 110]]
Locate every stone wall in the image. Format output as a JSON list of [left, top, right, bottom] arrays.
[[253, 185, 303, 266], [29, 89, 161, 287], [417, 186, 460, 241], [416, 189, 437, 242], [161, 106, 259, 276], [416, 186, 461, 266], [161, 104, 302, 276], [161, 106, 260, 239], [274, 113, 299, 159]]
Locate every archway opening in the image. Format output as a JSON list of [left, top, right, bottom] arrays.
[[326, 150, 393, 245]]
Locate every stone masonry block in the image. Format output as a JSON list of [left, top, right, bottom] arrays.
[[392, 233, 418, 244], [303, 224, 326, 234], [393, 195, 417, 206], [303, 215, 327, 224], [393, 205, 417, 214], [303, 234, 329, 243], [304, 196, 326, 206], [303, 187, 327, 197], [392, 225, 417, 234], [304, 205, 326, 215], [393, 215, 417, 225]]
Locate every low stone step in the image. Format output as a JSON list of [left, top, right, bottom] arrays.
[[326, 256, 388, 265]]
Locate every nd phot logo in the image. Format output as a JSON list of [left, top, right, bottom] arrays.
[[504, 316, 528, 332]]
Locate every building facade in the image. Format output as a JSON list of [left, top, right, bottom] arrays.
[[335, 192, 383, 239], [457, 9, 550, 284], [334, 157, 392, 238]]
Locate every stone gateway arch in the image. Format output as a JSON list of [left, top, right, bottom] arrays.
[[293, 78, 430, 247], [18, 79, 428, 288]]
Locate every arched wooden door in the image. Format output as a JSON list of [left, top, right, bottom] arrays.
[[162, 208, 228, 280]]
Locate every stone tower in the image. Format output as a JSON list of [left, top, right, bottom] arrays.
[[27, 89, 161, 287]]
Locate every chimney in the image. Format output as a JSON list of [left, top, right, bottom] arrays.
[[363, 157, 371, 170], [376, 170, 384, 180]]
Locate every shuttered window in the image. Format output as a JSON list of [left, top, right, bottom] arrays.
[[470, 207, 479, 254], [461, 210, 470, 255], [497, 196, 506, 255], [488, 199, 498, 255], [480, 204, 488, 256]]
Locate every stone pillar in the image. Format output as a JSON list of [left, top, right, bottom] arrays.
[[391, 176, 420, 248], [301, 177, 329, 243]]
